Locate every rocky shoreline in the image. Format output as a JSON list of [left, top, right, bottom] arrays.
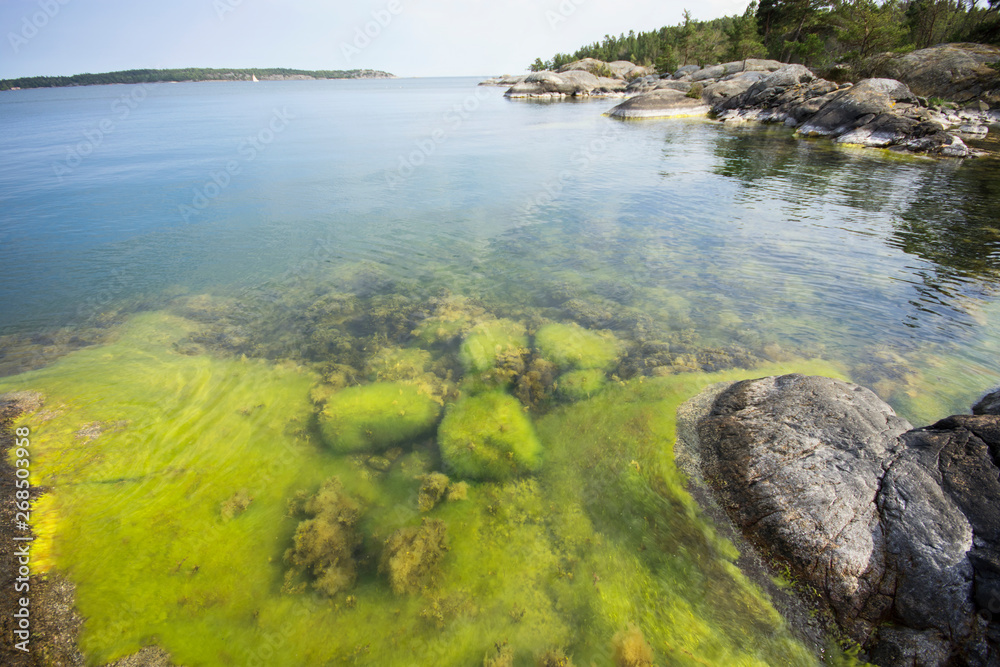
[[677, 376, 1000, 666], [493, 44, 1000, 157]]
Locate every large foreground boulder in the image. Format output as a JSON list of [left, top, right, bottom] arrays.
[[865, 43, 1000, 107], [677, 374, 1000, 665], [606, 89, 710, 119]]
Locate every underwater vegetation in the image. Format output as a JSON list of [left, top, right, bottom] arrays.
[[557, 368, 608, 401], [283, 477, 362, 597], [318, 381, 442, 453], [460, 319, 529, 375], [534, 322, 621, 371], [437, 390, 543, 482], [379, 518, 449, 595], [0, 272, 913, 665]]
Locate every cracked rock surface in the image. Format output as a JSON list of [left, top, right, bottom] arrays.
[[679, 374, 1000, 666]]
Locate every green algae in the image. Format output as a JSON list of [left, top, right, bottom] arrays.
[[558, 368, 608, 400], [318, 381, 442, 453], [437, 390, 543, 481], [459, 319, 529, 374], [0, 305, 864, 666], [534, 322, 622, 371]]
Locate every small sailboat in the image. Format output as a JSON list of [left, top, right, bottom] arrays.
[[251, 73, 258, 82]]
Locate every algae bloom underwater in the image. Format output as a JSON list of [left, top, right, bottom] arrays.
[[1, 77, 1000, 666]]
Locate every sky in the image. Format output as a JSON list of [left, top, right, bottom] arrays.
[[0, 0, 751, 79]]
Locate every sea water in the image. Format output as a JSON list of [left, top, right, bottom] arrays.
[[1, 77, 998, 665]]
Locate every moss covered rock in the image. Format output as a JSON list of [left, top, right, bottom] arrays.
[[534, 322, 621, 371], [438, 391, 543, 481], [460, 319, 528, 374], [557, 368, 607, 400], [318, 382, 441, 453]]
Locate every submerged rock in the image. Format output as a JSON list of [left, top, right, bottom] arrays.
[[318, 381, 442, 453], [534, 322, 621, 371], [437, 390, 542, 481], [678, 374, 1000, 664]]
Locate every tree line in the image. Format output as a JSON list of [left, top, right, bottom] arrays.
[[531, 0, 999, 74], [0, 68, 389, 91]]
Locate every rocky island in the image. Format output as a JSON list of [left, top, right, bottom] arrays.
[[494, 44, 999, 158]]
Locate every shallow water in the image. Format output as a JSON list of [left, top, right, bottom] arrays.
[[1, 78, 999, 665]]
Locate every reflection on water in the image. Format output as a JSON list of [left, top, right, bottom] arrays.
[[1, 81, 1000, 665]]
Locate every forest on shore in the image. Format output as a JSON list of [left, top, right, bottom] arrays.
[[0, 67, 393, 91], [531, 0, 999, 74]]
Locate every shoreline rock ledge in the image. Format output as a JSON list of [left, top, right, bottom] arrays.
[[676, 376, 1000, 666]]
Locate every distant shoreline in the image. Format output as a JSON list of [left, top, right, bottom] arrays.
[[0, 67, 395, 91]]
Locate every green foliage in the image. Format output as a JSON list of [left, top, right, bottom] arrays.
[[833, 0, 910, 60], [438, 391, 543, 481], [558, 369, 608, 400], [727, 2, 769, 60], [534, 322, 621, 371], [687, 82, 705, 99], [318, 381, 442, 453], [525, 0, 996, 78]]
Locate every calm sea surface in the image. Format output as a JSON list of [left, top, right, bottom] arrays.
[[1, 77, 999, 665]]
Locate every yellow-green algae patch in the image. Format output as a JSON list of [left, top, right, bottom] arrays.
[[318, 381, 441, 453], [459, 319, 528, 374], [437, 390, 543, 481], [534, 322, 621, 371], [2, 311, 855, 666]]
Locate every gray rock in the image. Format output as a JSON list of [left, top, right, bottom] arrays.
[[671, 64, 700, 79], [606, 89, 709, 119], [702, 72, 766, 107], [505, 70, 616, 98], [689, 59, 785, 82], [681, 374, 1000, 664], [974, 388, 1000, 416], [479, 74, 526, 87], [557, 57, 612, 77], [798, 78, 919, 138], [714, 66, 838, 126], [693, 374, 910, 641], [865, 43, 1000, 106], [627, 78, 693, 94]]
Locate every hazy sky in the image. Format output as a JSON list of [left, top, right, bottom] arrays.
[[1, 0, 751, 79]]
